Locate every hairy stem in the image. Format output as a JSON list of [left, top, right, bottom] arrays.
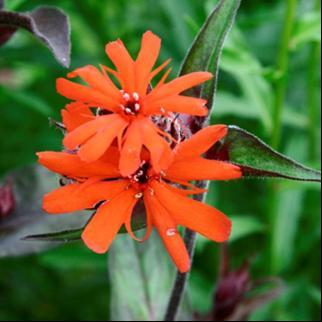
[[271, 0, 297, 149], [164, 181, 208, 321]]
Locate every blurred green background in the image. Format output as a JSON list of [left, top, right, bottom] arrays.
[[0, 0, 320, 320]]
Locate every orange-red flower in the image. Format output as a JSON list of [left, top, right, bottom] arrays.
[[56, 31, 213, 176], [38, 125, 241, 273]]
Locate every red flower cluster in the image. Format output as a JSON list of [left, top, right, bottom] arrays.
[[38, 31, 241, 272]]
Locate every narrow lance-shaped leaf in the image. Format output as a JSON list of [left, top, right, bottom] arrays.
[[210, 126, 321, 182], [180, 0, 241, 105], [23, 201, 147, 243], [0, 6, 70, 67]]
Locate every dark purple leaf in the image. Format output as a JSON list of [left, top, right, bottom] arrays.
[[214, 262, 251, 321], [0, 25, 16, 45], [209, 126, 321, 182], [0, 6, 70, 67]]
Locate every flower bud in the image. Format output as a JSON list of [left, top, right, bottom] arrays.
[[0, 181, 15, 218]]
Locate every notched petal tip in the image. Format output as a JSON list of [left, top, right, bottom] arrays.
[[142, 30, 161, 43]]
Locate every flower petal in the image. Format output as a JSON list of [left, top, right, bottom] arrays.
[[140, 119, 172, 173], [44, 180, 128, 214], [166, 158, 242, 181], [105, 39, 135, 93], [82, 188, 138, 254], [119, 119, 143, 176], [149, 58, 171, 81], [37, 151, 120, 178], [68, 65, 122, 101], [144, 72, 213, 104], [144, 191, 190, 273], [135, 31, 161, 95], [63, 114, 127, 152], [78, 118, 128, 162], [151, 181, 231, 242], [61, 102, 95, 132], [56, 78, 119, 112], [147, 95, 208, 116], [175, 125, 228, 160]]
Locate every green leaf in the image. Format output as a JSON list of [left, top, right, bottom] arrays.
[[219, 28, 274, 133], [22, 227, 84, 243], [230, 215, 265, 242], [213, 126, 321, 182], [179, 0, 241, 109], [0, 87, 52, 115], [290, 11, 321, 50], [213, 92, 308, 130], [108, 232, 192, 321], [271, 185, 305, 273], [23, 203, 147, 243]]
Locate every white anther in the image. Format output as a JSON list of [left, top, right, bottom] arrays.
[[133, 92, 140, 101], [120, 104, 126, 110], [134, 103, 140, 112], [160, 107, 166, 114], [125, 107, 134, 115], [166, 228, 177, 237], [123, 93, 131, 101], [120, 89, 125, 94], [135, 192, 143, 199]]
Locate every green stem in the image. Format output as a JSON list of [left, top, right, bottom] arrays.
[[271, 0, 297, 149], [307, 0, 321, 162], [269, 0, 297, 275]]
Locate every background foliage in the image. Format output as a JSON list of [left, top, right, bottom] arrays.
[[0, 0, 320, 320]]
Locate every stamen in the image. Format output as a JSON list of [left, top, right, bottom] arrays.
[[125, 107, 134, 115], [133, 92, 140, 101], [160, 107, 166, 114], [123, 93, 131, 101], [134, 103, 140, 112]]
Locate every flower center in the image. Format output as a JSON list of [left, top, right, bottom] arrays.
[[120, 91, 141, 116], [131, 161, 150, 184]]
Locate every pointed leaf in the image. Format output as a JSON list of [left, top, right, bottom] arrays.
[[211, 126, 321, 182], [22, 227, 84, 243], [0, 6, 70, 66], [23, 202, 147, 243], [180, 0, 241, 106]]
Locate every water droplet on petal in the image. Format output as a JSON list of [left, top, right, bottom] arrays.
[[166, 228, 177, 237]]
